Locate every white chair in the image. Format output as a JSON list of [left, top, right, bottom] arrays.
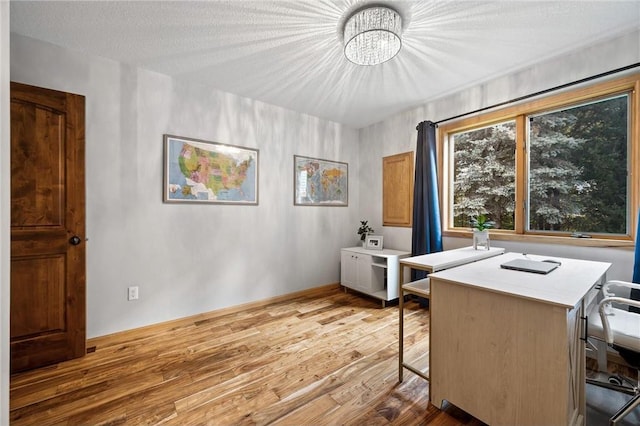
[[587, 280, 640, 425]]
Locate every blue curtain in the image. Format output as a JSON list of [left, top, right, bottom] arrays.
[[411, 121, 443, 282], [631, 210, 640, 312], [632, 212, 640, 282]]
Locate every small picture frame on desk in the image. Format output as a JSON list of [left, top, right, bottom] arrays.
[[365, 235, 384, 250]]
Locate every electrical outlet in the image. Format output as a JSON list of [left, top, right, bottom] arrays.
[[128, 286, 139, 301]]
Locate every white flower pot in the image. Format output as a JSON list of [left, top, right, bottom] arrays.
[[473, 229, 490, 250]]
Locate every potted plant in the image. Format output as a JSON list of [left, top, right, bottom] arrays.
[[357, 220, 374, 247], [470, 214, 495, 250]]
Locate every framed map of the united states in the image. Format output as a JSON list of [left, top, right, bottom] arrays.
[[164, 135, 259, 204]]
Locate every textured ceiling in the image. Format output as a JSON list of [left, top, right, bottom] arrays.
[[9, 0, 640, 129]]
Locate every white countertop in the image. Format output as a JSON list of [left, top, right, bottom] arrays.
[[400, 246, 505, 272], [428, 252, 611, 308]]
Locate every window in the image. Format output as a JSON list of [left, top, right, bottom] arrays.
[[451, 121, 516, 230], [528, 95, 628, 235], [440, 74, 639, 243]]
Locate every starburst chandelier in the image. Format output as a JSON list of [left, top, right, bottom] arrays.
[[343, 6, 402, 66]]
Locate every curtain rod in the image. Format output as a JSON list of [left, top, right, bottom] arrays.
[[417, 62, 640, 130]]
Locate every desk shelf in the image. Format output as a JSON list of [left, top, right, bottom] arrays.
[[403, 278, 430, 298], [398, 247, 506, 385], [399, 278, 432, 382]]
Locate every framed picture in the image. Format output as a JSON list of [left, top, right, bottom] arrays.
[[365, 235, 384, 250], [294, 155, 348, 206], [164, 135, 258, 204]]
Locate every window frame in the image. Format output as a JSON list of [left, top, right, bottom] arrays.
[[438, 73, 640, 247]]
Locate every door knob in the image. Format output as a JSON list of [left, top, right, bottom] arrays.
[[69, 236, 82, 246]]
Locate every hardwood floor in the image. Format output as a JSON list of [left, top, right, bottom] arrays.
[[10, 286, 486, 425]]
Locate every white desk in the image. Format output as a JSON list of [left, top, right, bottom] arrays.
[[398, 246, 505, 382], [400, 246, 506, 274], [428, 252, 611, 426]]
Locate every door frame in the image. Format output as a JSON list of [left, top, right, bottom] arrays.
[[1, 2, 12, 423]]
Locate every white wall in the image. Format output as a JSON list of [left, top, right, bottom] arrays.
[[1, 3, 10, 425], [359, 29, 640, 281], [3, 19, 640, 425], [10, 34, 361, 338], [7, 27, 640, 340]]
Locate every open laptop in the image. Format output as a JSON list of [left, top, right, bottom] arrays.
[[500, 258, 560, 274]]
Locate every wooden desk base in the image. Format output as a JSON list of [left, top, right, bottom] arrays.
[[430, 279, 586, 426]]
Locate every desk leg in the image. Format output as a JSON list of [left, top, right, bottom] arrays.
[[399, 265, 404, 382], [596, 274, 608, 372]]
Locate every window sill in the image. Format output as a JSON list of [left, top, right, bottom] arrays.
[[443, 230, 634, 248]]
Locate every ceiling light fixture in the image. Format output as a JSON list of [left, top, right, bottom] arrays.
[[343, 6, 402, 66]]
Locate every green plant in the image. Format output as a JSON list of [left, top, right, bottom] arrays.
[[357, 220, 374, 241], [470, 214, 495, 231]]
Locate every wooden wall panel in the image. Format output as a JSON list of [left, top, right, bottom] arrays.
[[383, 152, 414, 227]]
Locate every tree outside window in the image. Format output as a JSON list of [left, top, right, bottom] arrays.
[[528, 95, 628, 234], [452, 121, 516, 230], [448, 92, 629, 238]]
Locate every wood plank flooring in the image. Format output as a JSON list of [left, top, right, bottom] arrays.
[[10, 286, 486, 425]]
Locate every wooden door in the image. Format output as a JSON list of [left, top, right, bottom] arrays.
[[10, 82, 86, 372]]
